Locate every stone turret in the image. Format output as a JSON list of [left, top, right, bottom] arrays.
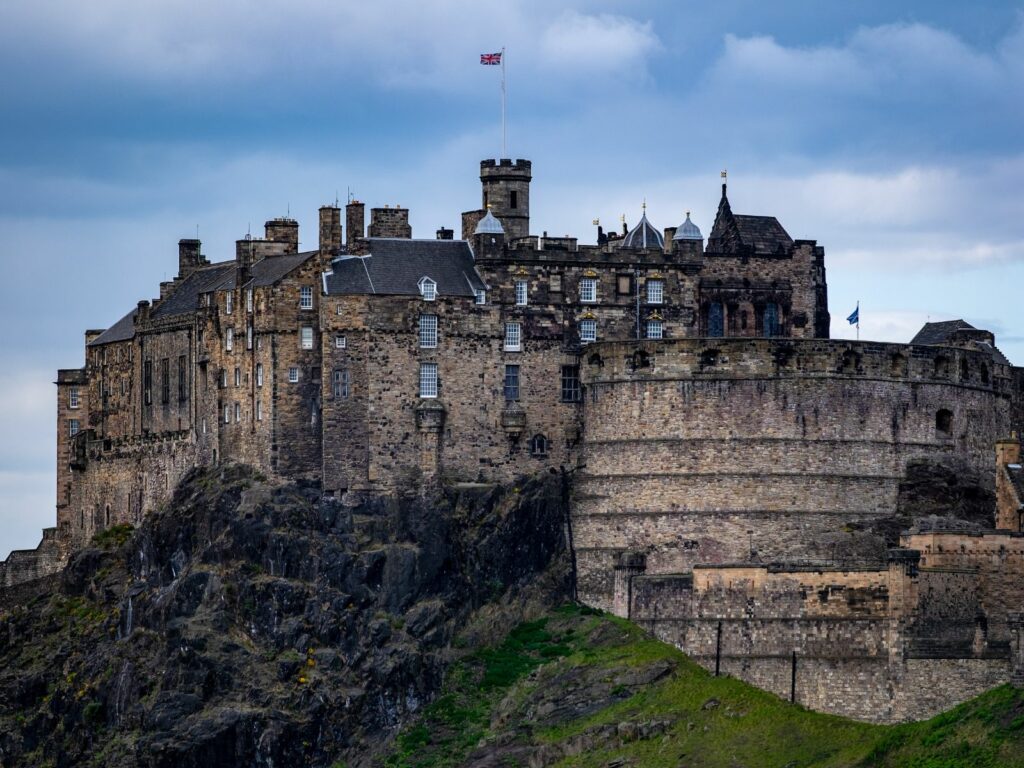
[[480, 159, 531, 240]]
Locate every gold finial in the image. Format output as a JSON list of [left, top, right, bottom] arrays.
[[486, 203, 492, 210], [592, 218, 600, 226]]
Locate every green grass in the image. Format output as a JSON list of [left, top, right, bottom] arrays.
[[383, 604, 1024, 768], [92, 524, 134, 550]]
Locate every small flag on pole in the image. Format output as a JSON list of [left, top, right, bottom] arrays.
[[846, 304, 859, 325], [480, 52, 502, 65]]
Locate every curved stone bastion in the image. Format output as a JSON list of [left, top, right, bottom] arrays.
[[574, 337, 1013, 609]]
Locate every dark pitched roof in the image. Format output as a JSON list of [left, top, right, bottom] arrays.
[[323, 238, 486, 297], [224, 251, 318, 290], [152, 263, 235, 319], [88, 308, 138, 346], [1006, 464, 1024, 509], [910, 319, 977, 346], [706, 184, 793, 255]]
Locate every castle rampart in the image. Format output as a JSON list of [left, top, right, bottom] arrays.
[[576, 338, 1012, 609]]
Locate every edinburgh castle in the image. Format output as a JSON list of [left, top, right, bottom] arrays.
[[4, 158, 1024, 723]]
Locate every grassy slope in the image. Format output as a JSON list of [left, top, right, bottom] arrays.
[[383, 604, 1024, 768]]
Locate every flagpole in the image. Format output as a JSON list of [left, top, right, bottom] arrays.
[[501, 46, 507, 157], [857, 300, 860, 341]]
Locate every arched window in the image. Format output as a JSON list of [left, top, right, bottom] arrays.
[[936, 409, 953, 436], [707, 302, 724, 337], [763, 303, 780, 337], [529, 433, 549, 457], [980, 364, 990, 385]]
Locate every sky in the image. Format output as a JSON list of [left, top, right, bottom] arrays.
[[1, 0, 1023, 558]]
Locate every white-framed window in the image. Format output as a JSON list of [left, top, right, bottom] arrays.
[[336, 303, 344, 316], [223, 405, 231, 424], [69, 387, 80, 409], [234, 402, 241, 422], [246, 325, 253, 350], [69, 419, 80, 437], [300, 326, 314, 350], [475, 289, 487, 305], [220, 368, 228, 388], [419, 277, 437, 301], [579, 319, 597, 343], [256, 363, 263, 387], [580, 278, 597, 303], [333, 369, 350, 398], [300, 286, 314, 310], [202, 418, 207, 435], [225, 328, 233, 351], [420, 314, 438, 348], [246, 288, 253, 313], [225, 292, 233, 315], [234, 367, 241, 387], [335, 335, 347, 349], [419, 362, 438, 398], [515, 279, 528, 306], [646, 319, 664, 340], [256, 401, 262, 421], [288, 367, 299, 383], [646, 279, 664, 305], [504, 322, 522, 352]]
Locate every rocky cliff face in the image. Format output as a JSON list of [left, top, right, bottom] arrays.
[[0, 466, 570, 768]]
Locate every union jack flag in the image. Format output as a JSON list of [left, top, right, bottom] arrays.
[[480, 52, 502, 65]]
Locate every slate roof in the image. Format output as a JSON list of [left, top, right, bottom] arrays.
[[91, 251, 318, 340], [909, 319, 1012, 366], [88, 308, 138, 346], [731, 215, 793, 253], [706, 186, 794, 255], [1008, 465, 1024, 510], [620, 213, 664, 250], [323, 238, 486, 297]]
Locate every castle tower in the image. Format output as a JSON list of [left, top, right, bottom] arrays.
[[479, 159, 531, 240]]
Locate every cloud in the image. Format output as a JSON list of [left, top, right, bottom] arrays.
[[539, 11, 660, 77]]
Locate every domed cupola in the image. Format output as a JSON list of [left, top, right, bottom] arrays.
[[474, 207, 505, 235], [620, 204, 664, 251], [673, 211, 702, 242]]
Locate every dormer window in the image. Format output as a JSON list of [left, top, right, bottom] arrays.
[[475, 289, 487, 305], [419, 277, 437, 301]]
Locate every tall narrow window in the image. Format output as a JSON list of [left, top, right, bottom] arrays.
[[256, 401, 262, 421], [646, 279, 664, 304], [246, 325, 253, 350], [419, 362, 438, 398], [288, 367, 299, 383], [300, 286, 314, 310], [160, 359, 170, 404], [234, 403, 241, 422], [225, 293, 233, 315], [225, 328, 234, 351], [504, 364, 520, 401], [256, 363, 264, 387], [580, 278, 597, 303], [300, 326, 314, 350], [707, 302, 724, 337], [419, 314, 438, 348], [763, 302, 780, 337], [529, 434, 549, 457], [220, 368, 228, 388], [224, 405, 231, 424], [333, 369, 350, 398], [579, 319, 597, 343], [936, 409, 953, 436], [234, 367, 241, 387], [646, 319, 664, 340], [69, 419, 80, 437], [69, 387, 80, 409], [515, 279, 528, 306], [510, 189, 518, 209], [561, 365, 581, 402], [178, 355, 187, 402], [504, 322, 522, 351], [246, 288, 253, 313]]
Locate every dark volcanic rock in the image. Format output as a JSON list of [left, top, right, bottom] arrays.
[[0, 465, 570, 767]]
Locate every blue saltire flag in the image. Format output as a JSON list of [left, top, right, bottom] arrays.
[[846, 305, 859, 325]]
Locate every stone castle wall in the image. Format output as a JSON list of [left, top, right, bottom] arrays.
[[575, 337, 1012, 609]]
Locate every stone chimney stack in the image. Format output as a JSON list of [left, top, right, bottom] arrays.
[[319, 205, 342, 254], [368, 205, 412, 238], [177, 239, 205, 279], [264, 218, 299, 254], [346, 201, 365, 253], [436, 227, 454, 240]]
